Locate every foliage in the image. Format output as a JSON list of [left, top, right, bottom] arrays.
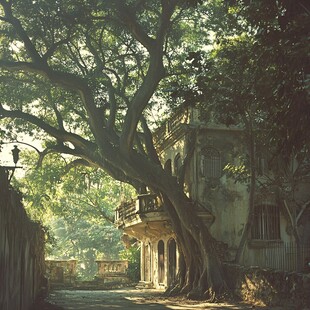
[[119, 243, 141, 282], [14, 150, 134, 279], [177, 0, 310, 159], [223, 162, 250, 184], [1, 0, 211, 289], [166, 0, 310, 265], [4, 0, 308, 296]]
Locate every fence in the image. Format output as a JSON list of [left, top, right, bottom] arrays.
[[243, 241, 310, 272]]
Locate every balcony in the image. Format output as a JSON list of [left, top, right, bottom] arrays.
[[115, 194, 214, 241], [115, 194, 165, 226], [115, 194, 170, 240], [153, 108, 191, 153]]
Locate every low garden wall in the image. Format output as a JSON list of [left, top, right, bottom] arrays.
[[46, 259, 77, 286], [46, 259, 130, 289], [96, 260, 129, 284], [223, 262, 310, 308], [0, 167, 46, 310]]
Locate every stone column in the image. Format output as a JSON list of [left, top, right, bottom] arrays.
[[140, 241, 145, 281]]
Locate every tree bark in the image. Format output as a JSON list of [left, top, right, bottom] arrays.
[[159, 178, 226, 299], [235, 119, 256, 263]]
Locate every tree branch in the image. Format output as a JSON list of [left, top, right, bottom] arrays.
[[43, 36, 72, 62], [0, 60, 104, 141], [46, 91, 65, 131], [1, 2, 43, 64], [296, 200, 310, 223], [63, 158, 92, 174], [0, 105, 93, 152], [140, 116, 161, 165], [116, 3, 155, 53], [283, 199, 295, 227], [119, 2, 176, 155]]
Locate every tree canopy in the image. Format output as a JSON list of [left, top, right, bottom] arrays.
[[177, 0, 310, 159], [1, 0, 309, 299], [14, 150, 134, 279]]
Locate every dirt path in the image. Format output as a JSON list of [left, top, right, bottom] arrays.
[[31, 288, 292, 310]]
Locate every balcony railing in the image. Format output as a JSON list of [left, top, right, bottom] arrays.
[[153, 108, 191, 148], [115, 194, 162, 224], [137, 194, 160, 213]]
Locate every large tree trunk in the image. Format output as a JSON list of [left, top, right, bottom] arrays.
[[125, 137, 227, 299], [160, 181, 226, 299], [0, 0, 226, 301]]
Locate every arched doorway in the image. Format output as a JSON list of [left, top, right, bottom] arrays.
[[158, 240, 165, 284], [168, 238, 176, 285]]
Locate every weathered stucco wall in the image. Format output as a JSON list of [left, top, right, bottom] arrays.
[[0, 167, 45, 310]]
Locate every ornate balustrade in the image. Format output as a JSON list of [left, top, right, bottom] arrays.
[[96, 260, 128, 276], [96, 260, 129, 284], [138, 194, 160, 213], [115, 194, 162, 226], [153, 108, 191, 151], [115, 199, 137, 223]]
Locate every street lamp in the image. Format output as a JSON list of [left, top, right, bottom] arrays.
[[12, 145, 20, 166], [0, 145, 22, 182]]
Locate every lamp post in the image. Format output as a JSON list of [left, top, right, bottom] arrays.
[[12, 145, 20, 166], [0, 145, 22, 182]]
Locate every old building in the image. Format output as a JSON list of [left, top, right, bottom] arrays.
[[115, 107, 310, 289]]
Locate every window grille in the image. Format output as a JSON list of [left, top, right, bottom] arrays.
[[201, 147, 221, 178], [252, 204, 280, 240]]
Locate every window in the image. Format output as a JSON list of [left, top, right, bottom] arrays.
[[164, 159, 172, 175], [174, 153, 182, 177], [168, 238, 177, 285], [252, 204, 280, 240], [158, 240, 165, 283], [201, 147, 221, 178]]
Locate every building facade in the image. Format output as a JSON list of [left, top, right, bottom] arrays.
[[115, 107, 310, 289]]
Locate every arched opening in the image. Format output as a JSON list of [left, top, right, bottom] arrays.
[[174, 153, 182, 177], [168, 238, 177, 286], [158, 240, 165, 284], [164, 159, 172, 175]]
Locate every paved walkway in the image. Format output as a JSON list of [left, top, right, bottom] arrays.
[[39, 288, 288, 310]]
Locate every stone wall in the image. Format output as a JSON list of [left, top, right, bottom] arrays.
[[223, 263, 310, 308], [0, 167, 46, 310], [45, 260, 77, 286], [96, 260, 129, 284]]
